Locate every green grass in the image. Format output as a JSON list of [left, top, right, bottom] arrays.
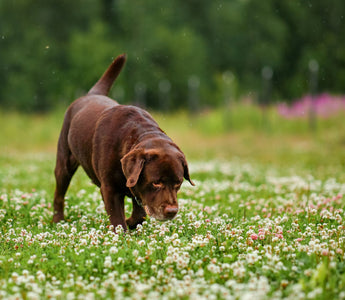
[[1, 104, 345, 299]]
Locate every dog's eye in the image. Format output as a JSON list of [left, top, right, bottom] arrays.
[[152, 182, 163, 189]]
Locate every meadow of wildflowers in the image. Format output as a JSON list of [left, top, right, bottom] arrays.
[[1, 157, 345, 299], [277, 94, 345, 119]]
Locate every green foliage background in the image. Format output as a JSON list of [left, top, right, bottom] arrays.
[[1, 0, 345, 111]]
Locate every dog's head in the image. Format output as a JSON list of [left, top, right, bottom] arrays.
[[121, 147, 194, 221]]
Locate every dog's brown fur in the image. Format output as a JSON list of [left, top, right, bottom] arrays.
[[53, 54, 194, 231]]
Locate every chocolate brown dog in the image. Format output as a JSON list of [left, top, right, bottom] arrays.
[[53, 54, 194, 231]]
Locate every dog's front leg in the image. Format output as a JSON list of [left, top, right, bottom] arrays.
[[126, 198, 147, 230], [100, 185, 127, 231]]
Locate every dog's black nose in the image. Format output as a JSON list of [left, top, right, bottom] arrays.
[[164, 206, 178, 218]]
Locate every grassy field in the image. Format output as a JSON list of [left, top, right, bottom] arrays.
[[1, 104, 345, 299]]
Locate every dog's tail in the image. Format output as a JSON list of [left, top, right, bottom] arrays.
[[88, 53, 127, 96]]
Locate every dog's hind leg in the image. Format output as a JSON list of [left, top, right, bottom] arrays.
[[53, 150, 79, 223], [53, 116, 79, 223]]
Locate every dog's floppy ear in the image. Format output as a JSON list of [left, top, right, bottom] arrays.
[[121, 149, 145, 188], [180, 156, 195, 186]]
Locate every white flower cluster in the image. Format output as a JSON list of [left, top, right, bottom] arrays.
[[0, 160, 345, 299]]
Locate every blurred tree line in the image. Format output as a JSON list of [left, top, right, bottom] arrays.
[[0, 0, 344, 112]]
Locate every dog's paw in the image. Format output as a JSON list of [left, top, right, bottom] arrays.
[[52, 213, 64, 223], [126, 216, 145, 230]]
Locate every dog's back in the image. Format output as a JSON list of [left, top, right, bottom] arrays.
[[56, 54, 127, 184]]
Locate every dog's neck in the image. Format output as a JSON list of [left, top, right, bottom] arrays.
[[132, 130, 169, 147]]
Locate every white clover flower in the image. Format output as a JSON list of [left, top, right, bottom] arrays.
[[77, 189, 86, 198], [135, 256, 145, 265], [85, 259, 93, 266], [115, 225, 124, 234], [232, 265, 245, 278], [195, 260, 203, 266], [194, 268, 203, 277], [138, 240, 145, 246], [157, 269, 164, 279], [207, 262, 221, 274], [120, 274, 128, 281], [97, 289, 107, 298], [109, 246, 118, 254], [219, 245, 225, 251], [80, 239, 88, 246], [26, 292, 40, 300], [49, 290, 62, 298], [11, 272, 19, 283], [176, 257, 189, 269], [171, 233, 178, 239], [36, 271, 45, 282], [165, 256, 173, 264], [104, 256, 112, 268], [151, 265, 157, 272], [117, 257, 124, 264], [246, 252, 260, 265]]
